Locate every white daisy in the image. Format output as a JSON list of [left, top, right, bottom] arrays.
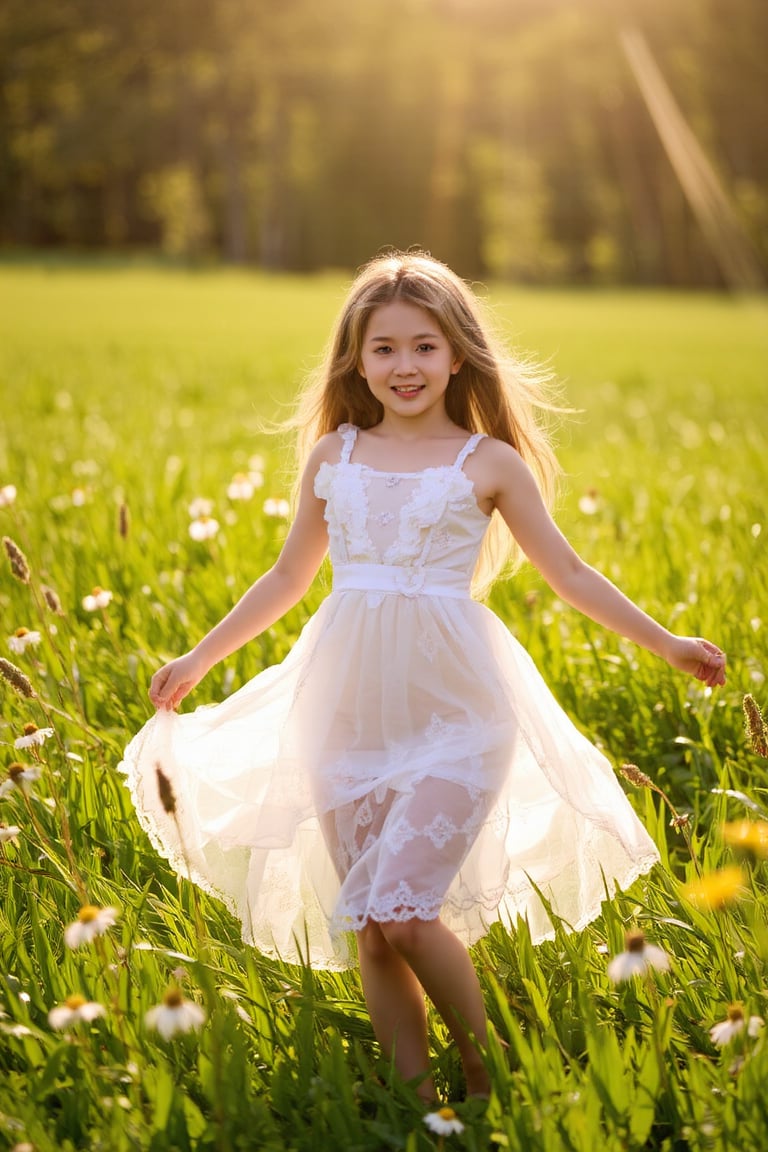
[[0, 823, 21, 842], [188, 497, 214, 519], [82, 587, 113, 611], [189, 515, 220, 541], [263, 498, 290, 518], [0, 763, 42, 797], [8, 628, 42, 655], [226, 473, 255, 501], [578, 489, 600, 515], [0, 484, 16, 507], [48, 994, 106, 1030], [709, 1004, 764, 1046], [607, 929, 671, 983], [145, 988, 206, 1039], [64, 904, 119, 948], [14, 723, 55, 749], [423, 1106, 465, 1136]]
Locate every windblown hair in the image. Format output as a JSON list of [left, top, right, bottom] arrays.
[[288, 249, 561, 597]]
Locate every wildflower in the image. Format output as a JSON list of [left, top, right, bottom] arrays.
[[722, 820, 768, 859], [63, 904, 118, 948], [423, 1106, 465, 1136], [683, 866, 746, 911], [578, 488, 600, 515], [3, 537, 30, 583], [71, 487, 88, 507], [709, 1003, 764, 1047], [0, 484, 17, 507], [188, 497, 214, 519], [607, 929, 671, 983], [0, 763, 41, 797], [0, 658, 35, 697], [743, 694, 768, 758], [249, 453, 265, 473], [670, 813, 691, 832], [82, 587, 113, 611], [263, 498, 290, 518], [8, 628, 42, 655], [145, 987, 206, 1039], [0, 823, 21, 842], [14, 723, 55, 750], [48, 994, 106, 1030], [227, 473, 255, 500], [189, 515, 220, 541]]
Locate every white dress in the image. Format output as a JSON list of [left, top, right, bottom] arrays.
[[120, 424, 659, 969]]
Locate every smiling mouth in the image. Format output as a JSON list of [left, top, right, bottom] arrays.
[[391, 384, 425, 395]]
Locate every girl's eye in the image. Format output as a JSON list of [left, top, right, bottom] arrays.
[[416, 343, 435, 353], [373, 346, 392, 355]]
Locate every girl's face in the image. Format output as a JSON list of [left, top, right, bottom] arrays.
[[358, 301, 462, 423]]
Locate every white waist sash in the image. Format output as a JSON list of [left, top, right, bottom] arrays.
[[332, 562, 471, 600]]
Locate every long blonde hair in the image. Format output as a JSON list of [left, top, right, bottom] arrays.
[[288, 249, 561, 597]]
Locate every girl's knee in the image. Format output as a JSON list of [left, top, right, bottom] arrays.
[[357, 920, 392, 962], [378, 917, 436, 955]]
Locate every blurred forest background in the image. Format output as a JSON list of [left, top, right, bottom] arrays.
[[1, 0, 766, 286]]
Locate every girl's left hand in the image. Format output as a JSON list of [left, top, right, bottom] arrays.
[[665, 636, 726, 687]]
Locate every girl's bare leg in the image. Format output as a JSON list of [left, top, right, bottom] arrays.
[[357, 921, 436, 1101], [377, 917, 491, 1096]]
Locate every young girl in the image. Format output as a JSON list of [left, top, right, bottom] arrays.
[[121, 250, 726, 1101]]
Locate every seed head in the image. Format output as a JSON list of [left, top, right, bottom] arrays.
[[620, 763, 653, 789], [42, 584, 64, 614], [2, 536, 30, 583], [625, 928, 647, 953], [156, 764, 177, 814], [118, 503, 130, 539], [743, 694, 768, 758], [0, 658, 34, 697]]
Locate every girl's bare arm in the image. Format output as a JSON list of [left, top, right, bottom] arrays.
[[482, 441, 726, 687]]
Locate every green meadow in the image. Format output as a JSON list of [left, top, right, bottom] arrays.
[[0, 262, 767, 1151]]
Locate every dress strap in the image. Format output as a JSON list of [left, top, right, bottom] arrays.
[[338, 423, 358, 464], [453, 432, 485, 470]]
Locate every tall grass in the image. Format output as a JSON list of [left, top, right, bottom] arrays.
[[0, 263, 767, 1151]]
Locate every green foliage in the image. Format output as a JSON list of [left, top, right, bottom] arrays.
[[0, 264, 767, 1149], [1, 0, 767, 284]]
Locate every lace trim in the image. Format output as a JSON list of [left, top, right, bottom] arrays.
[[384, 469, 476, 565]]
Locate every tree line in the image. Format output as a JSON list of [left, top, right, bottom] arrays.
[[1, 0, 766, 285]]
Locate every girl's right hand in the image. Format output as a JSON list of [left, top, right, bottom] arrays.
[[149, 651, 208, 711]]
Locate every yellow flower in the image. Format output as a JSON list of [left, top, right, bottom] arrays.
[[683, 867, 746, 910], [722, 820, 768, 859]]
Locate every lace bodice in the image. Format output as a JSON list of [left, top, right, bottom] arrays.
[[314, 424, 490, 575]]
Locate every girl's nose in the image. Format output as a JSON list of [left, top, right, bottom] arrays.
[[394, 355, 417, 375]]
